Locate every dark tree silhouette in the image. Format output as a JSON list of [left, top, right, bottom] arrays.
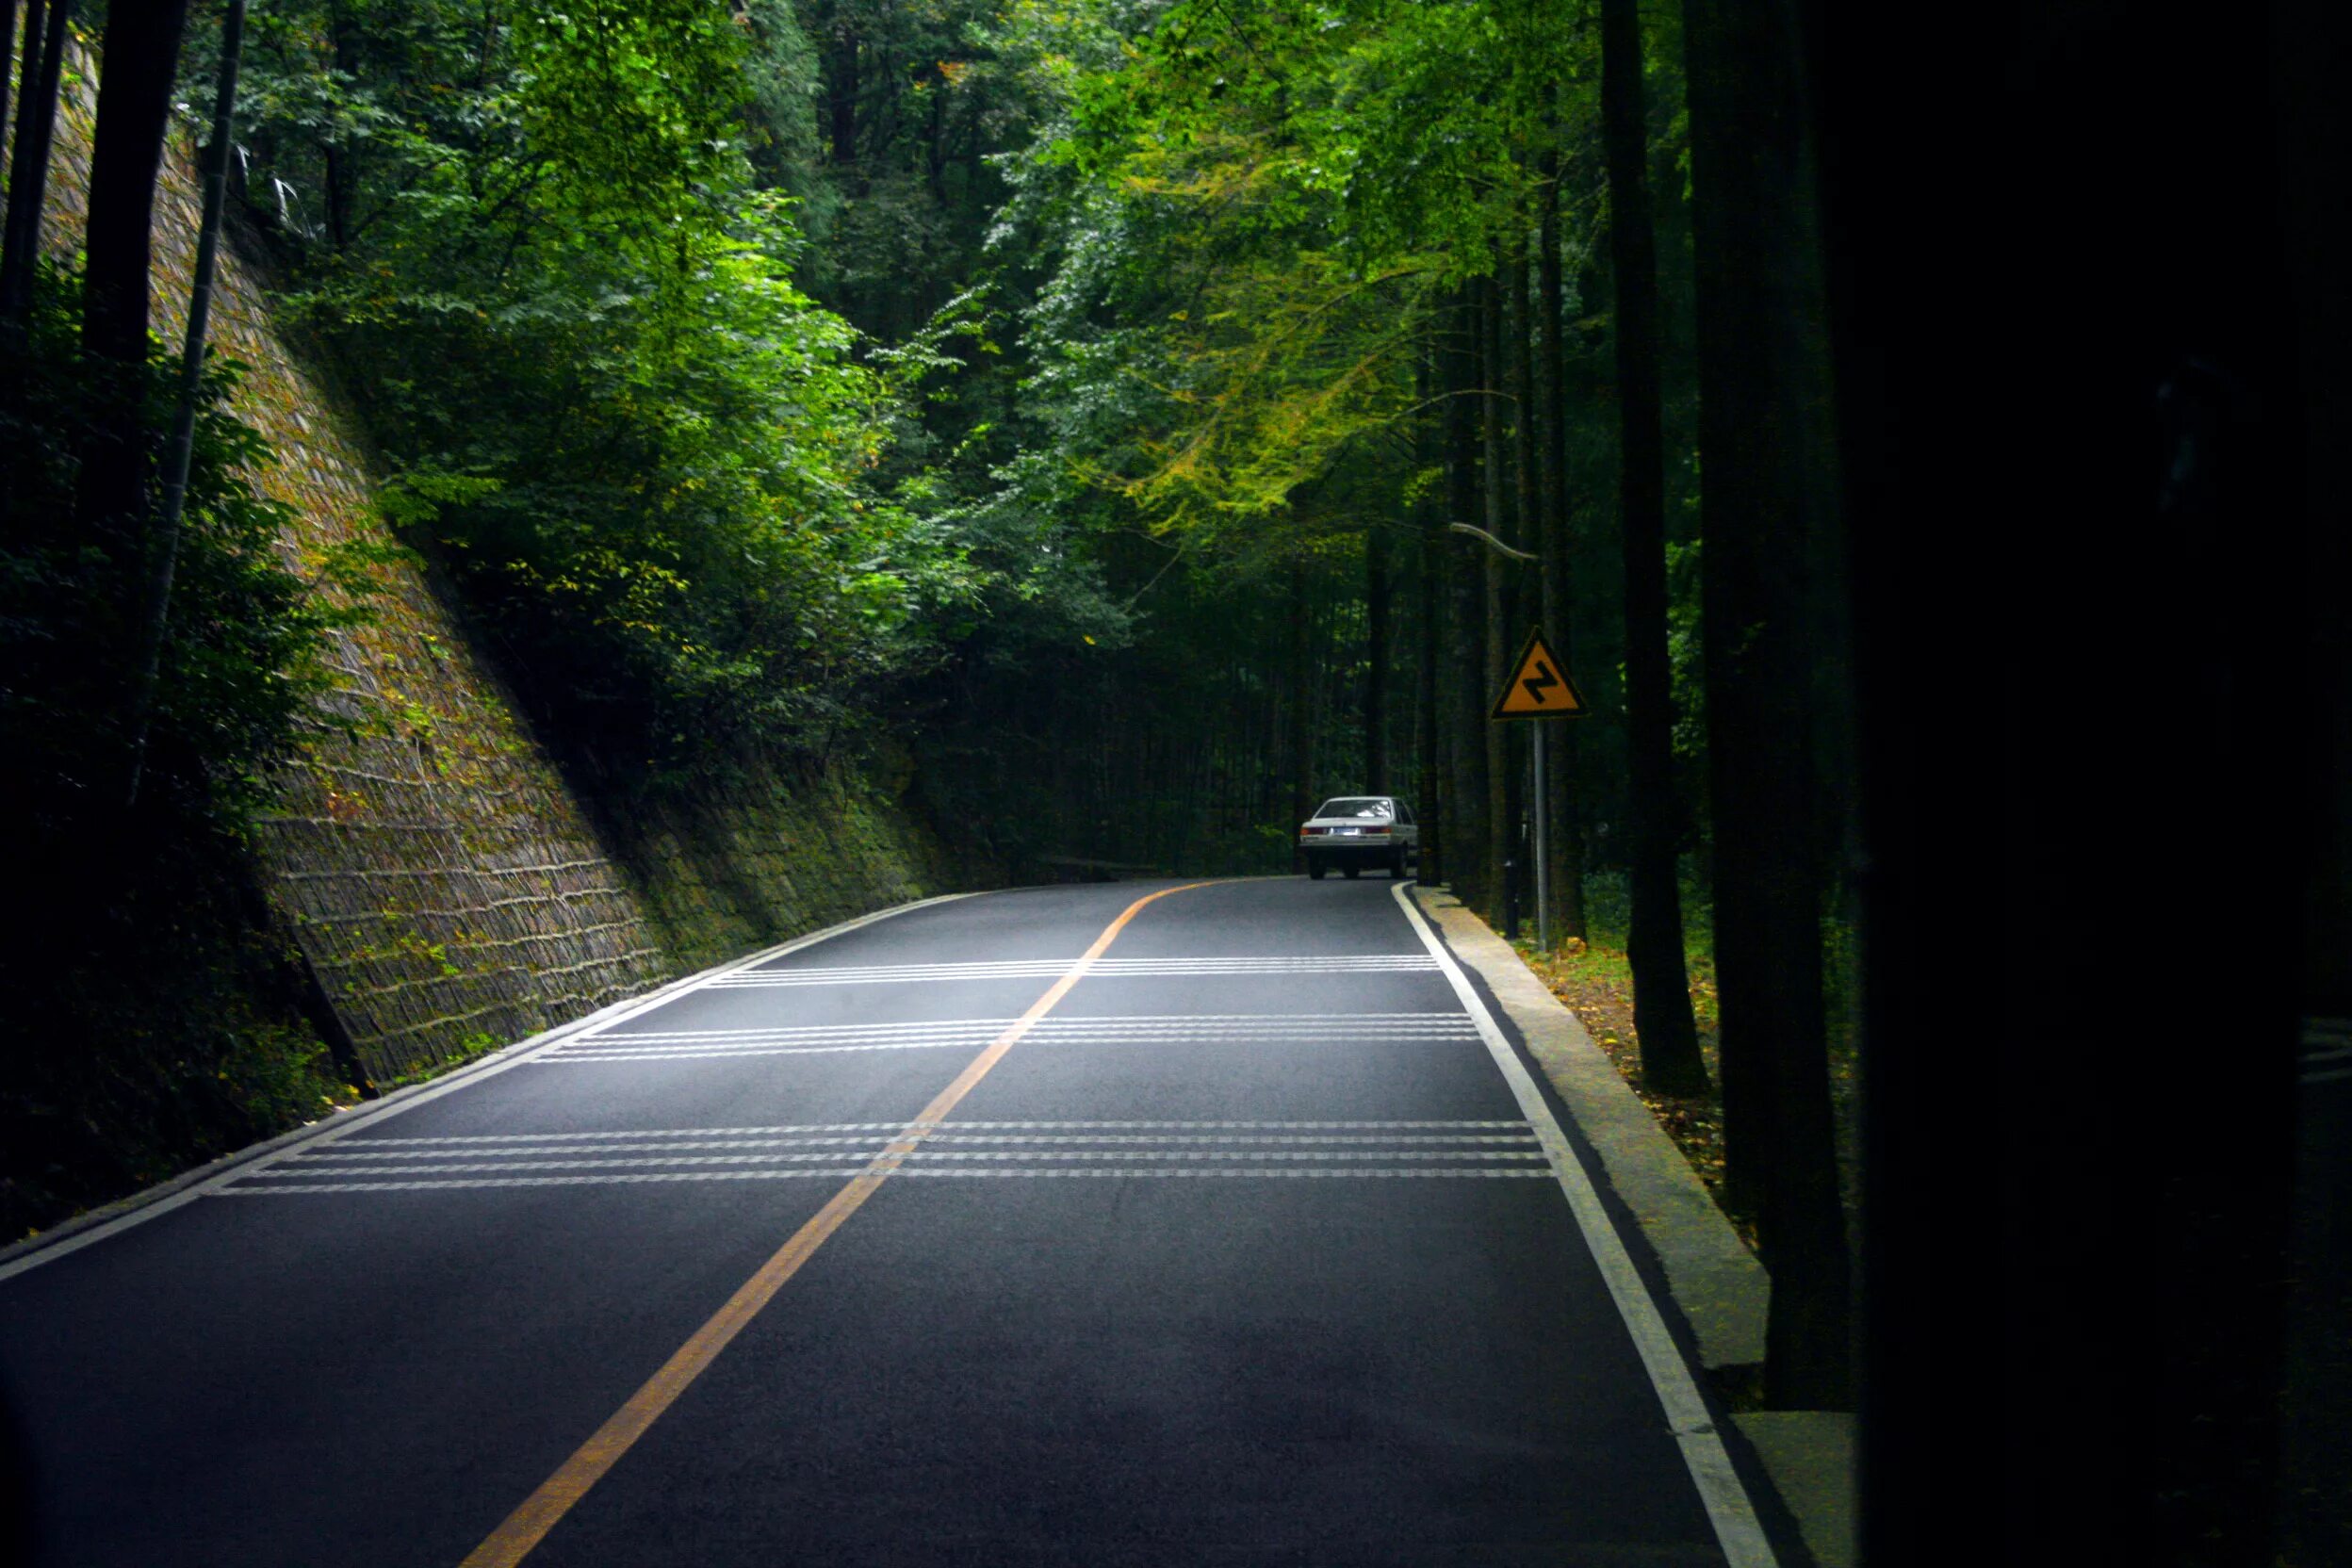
[[76, 0, 194, 576], [1364, 528, 1391, 792], [1601, 0, 1707, 1096], [1682, 0, 1852, 1407], [1444, 290, 1491, 907], [0, 0, 72, 349], [1533, 103, 1585, 939]]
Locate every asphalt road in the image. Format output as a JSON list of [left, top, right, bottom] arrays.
[[0, 877, 1773, 1566]]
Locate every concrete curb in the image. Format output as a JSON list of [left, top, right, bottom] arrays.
[[1734, 1412, 1856, 1568], [1414, 887, 1855, 1568], [0, 889, 984, 1282], [1413, 888, 1769, 1369]]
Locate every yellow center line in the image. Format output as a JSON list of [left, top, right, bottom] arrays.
[[460, 880, 1223, 1568]]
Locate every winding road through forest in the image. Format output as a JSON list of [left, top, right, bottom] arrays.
[[0, 878, 1785, 1566]]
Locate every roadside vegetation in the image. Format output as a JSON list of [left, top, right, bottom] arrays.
[[1519, 869, 1862, 1269]]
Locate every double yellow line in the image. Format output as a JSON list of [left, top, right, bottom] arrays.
[[462, 881, 1217, 1567]]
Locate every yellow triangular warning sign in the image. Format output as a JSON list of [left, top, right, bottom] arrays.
[[1493, 629, 1588, 720]]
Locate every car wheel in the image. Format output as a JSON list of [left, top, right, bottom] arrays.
[[1343, 863, 1362, 879], [1388, 852, 1406, 879], [1306, 857, 1328, 880]]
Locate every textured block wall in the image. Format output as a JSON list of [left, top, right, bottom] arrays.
[[612, 762, 951, 976], [31, 37, 959, 1085]]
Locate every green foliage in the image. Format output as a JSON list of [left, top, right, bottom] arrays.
[[380, 1029, 503, 1090], [227, 0, 982, 779], [511, 0, 749, 260], [984, 0, 1586, 563], [739, 0, 827, 196], [779, 0, 1032, 343]]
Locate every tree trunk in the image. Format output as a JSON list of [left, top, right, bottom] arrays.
[[1603, 0, 1707, 1094], [926, 76, 948, 206], [80, 0, 188, 368], [1415, 349, 1445, 884], [1444, 289, 1489, 907], [1535, 108, 1587, 939], [1480, 277, 1512, 906], [0, 0, 70, 347], [1364, 528, 1391, 792], [1287, 557, 1316, 835], [77, 0, 192, 573], [1510, 226, 1539, 617], [320, 11, 360, 250], [0, 0, 18, 215], [1682, 0, 1852, 1409], [126, 0, 247, 806], [1505, 237, 1537, 925], [828, 23, 858, 167]]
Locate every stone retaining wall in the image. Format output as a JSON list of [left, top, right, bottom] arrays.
[[31, 34, 958, 1084]]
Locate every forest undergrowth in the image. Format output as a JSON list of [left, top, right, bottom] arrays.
[[1518, 872, 1861, 1265]]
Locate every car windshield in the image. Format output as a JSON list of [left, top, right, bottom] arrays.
[[1315, 798, 1392, 819]]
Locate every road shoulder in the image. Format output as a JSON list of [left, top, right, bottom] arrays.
[[1413, 885, 1854, 1568]]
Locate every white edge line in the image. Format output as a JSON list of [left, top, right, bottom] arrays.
[[0, 890, 987, 1284], [1389, 880, 1779, 1568]]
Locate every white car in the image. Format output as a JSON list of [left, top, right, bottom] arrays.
[[1298, 795, 1418, 880]]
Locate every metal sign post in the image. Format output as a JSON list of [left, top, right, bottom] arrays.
[[1491, 627, 1586, 951], [1451, 517, 1585, 953], [1531, 723, 1551, 951]]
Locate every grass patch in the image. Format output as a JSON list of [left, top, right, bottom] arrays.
[[378, 1031, 507, 1092]]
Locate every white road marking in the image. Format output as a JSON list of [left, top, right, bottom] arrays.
[[708, 955, 1442, 987], [1391, 881, 1779, 1568], [1021, 1014, 1476, 1030], [336, 1119, 1538, 1145], [215, 1116, 1553, 1196], [538, 1012, 1482, 1063], [252, 1150, 1552, 1179], [289, 1133, 1544, 1158], [581, 1019, 1017, 1041], [219, 1168, 1559, 1194], [1091, 956, 1436, 971], [572, 1013, 1476, 1042]]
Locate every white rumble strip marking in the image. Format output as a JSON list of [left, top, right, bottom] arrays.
[[343, 1114, 1524, 1142], [249, 1151, 1551, 1176], [706, 955, 1442, 987], [270, 1134, 1544, 1158], [218, 1169, 1559, 1193], [569, 1013, 1478, 1041], [339, 1119, 1537, 1141], [540, 1012, 1484, 1063], [1022, 1014, 1474, 1031], [209, 1119, 1552, 1195]]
